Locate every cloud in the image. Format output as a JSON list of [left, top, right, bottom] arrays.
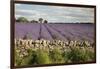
[[15, 4, 94, 23]]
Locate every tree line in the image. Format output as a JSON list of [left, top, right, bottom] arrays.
[[15, 17, 48, 23]]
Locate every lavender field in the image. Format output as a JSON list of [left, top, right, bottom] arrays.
[[15, 23, 94, 43], [14, 3, 95, 67], [15, 23, 95, 66]]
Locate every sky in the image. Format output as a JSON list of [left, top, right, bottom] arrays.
[[15, 3, 95, 23]]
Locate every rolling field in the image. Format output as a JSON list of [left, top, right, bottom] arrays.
[[15, 23, 94, 43], [15, 23, 95, 66]]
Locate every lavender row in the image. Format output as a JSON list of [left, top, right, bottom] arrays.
[[15, 23, 94, 43]]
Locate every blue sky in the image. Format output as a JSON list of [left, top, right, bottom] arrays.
[[15, 4, 94, 23]]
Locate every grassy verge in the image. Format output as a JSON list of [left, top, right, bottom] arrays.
[[15, 39, 95, 66]]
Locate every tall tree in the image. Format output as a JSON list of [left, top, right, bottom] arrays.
[[44, 20, 48, 23], [38, 18, 43, 23]]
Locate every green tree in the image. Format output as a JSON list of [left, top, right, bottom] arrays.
[[44, 20, 48, 23], [31, 20, 38, 23], [38, 18, 43, 23], [16, 17, 28, 22]]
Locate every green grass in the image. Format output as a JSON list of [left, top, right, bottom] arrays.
[[15, 40, 95, 66]]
